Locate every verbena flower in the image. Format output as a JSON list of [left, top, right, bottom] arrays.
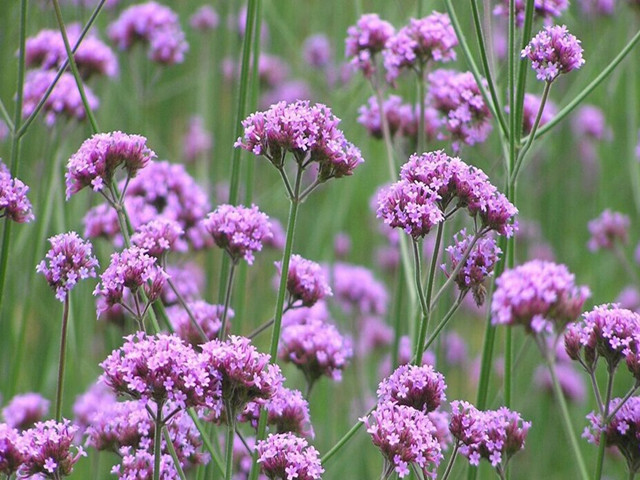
[[587, 209, 630, 251], [36, 232, 99, 301], [572, 104, 610, 141], [72, 381, 117, 435], [22, 70, 99, 127], [189, 5, 219, 32], [521, 25, 585, 82], [108, 1, 188, 65], [199, 336, 283, 419], [167, 301, 233, 346], [26, 23, 118, 79], [534, 361, 586, 402], [235, 100, 364, 180], [279, 321, 352, 384], [449, 401, 531, 470], [162, 262, 203, 306], [100, 332, 215, 410], [183, 115, 213, 163], [0, 160, 34, 223], [276, 254, 332, 307], [2, 393, 50, 430], [0, 423, 24, 476], [357, 95, 415, 139], [345, 13, 395, 77], [65, 131, 155, 200], [241, 385, 314, 438], [577, 0, 615, 16], [584, 396, 640, 473], [130, 218, 185, 257], [18, 419, 86, 478], [363, 402, 442, 479], [493, 0, 569, 27], [202, 204, 272, 265], [303, 34, 332, 68], [377, 364, 447, 414], [256, 432, 324, 480], [491, 260, 590, 336], [282, 301, 330, 328], [331, 262, 389, 317], [383, 12, 457, 83]]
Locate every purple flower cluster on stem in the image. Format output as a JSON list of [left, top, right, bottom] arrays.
[[522, 25, 585, 83], [0, 160, 34, 223], [256, 432, 324, 480]]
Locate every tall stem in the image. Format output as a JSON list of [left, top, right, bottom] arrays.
[[163, 426, 187, 480], [55, 296, 70, 421], [412, 239, 430, 363], [594, 368, 616, 480], [225, 402, 236, 480], [441, 442, 460, 480], [153, 403, 164, 480], [417, 64, 426, 154], [218, 262, 237, 340]]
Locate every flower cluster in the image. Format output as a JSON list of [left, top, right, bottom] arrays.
[[277, 254, 332, 307], [0, 161, 34, 223], [108, 1, 188, 65], [587, 209, 630, 251], [303, 34, 332, 69], [493, 0, 569, 27], [491, 260, 590, 336], [358, 95, 435, 140], [377, 364, 447, 414], [363, 403, 442, 478], [18, 419, 86, 478], [130, 218, 184, 257], [189, 5, 219, 32], [521, 93, 557, 135], [0, 423, 23, 476], [572, 105, 610, 141], [428, 69, 492, 150], [36, 232, 99, 301], [183, 115, 213, 163], [442, 230, 502, 305], [345, 13, 395, 77], [22, 70, 99, 127], [26, 23, 118, 79], [100, 332, 216, 410], [256, 433, 324, 480], [279, 320, 352, 384], [199, 336, 283, 417], [236, 100, 364, 180], [2, 393, 50, 430], [565, 304, 640, 379], [449, 401, 531, 469], [202, 204, 272, 265], [383, 12, 457, 82], [65, 131, 155, 199], [167, 301, 232, 346], [521, 25, 585, 82]]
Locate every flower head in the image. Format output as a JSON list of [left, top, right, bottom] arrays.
[[587, 209, 630, 251], [0, 161, 34, 223], [521, 93, 557, 135], [190, 5, 219, 31], [493, 0, 569, 27], [2, 393, 50, 430], [345, 13, 395, 77], [65, 131, 155, 199], [203, 204, 272, 265], [276, 254, 332, 307], [131, 218, 184, 257], [303, 34, 332, 68], [331, 262, 389, 317], [0, 423, 24, 476], [377, 364, 447, 414], [168, 301, 233, 346], [572, 105, 610, 141], [521, 25, 585, 82], [256, 433, 324, 480], [36, 232, 99, 301]]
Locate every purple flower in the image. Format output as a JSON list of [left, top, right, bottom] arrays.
[[534, 362, 586, 402], [449, 401, 531, 469], [578, 0, 616, 16], [521, 25, 585, 82], [162, 262, 203, 306], [377, 364, 447, 414], [491, 260, 590, 335], [0, 423, 24, 476], [223, 54, 289, 89], [256, 432, 324, 480], [279, 321, 352, 383], [357, 95, 416, 139], [383, 13, 457, 83], [356, 316, 393, 356], [183, 115, 213, 163], [303, 34, 332, 68], [189, 5, 219, 32], [428, 69, 493, 150], [276, 254, 332, 307], [199, 336, 283, 418], [345, 13, 395, 78], [565, 304, 640, 379], [521, 93, 557, 135], [235, 100, 364, 179], [26, 23, 118, 79], [22, 70, 99, 127], [72, 381, 117, 435], [441, 230, 502, 305], [203, 204, 272, 265], [85, 399, 151, 452], [572, 105, 611, 140], [241, 385, 314, 438], [331, 262, 389, 317], [130, 218, 184, 257], [93, 246, 167, 316], [0, 161, 34, 223], [108, 1, 188, 65], [584, 396, 640, 472], [167, 301, 233, 346], [282, 301, 330, 328], [100, 332, 215, 410], [493, 0, 569, 27], [587, 209, 630, 251], [18, 419, 86, 478], [65, 131, 155, 199], [36, 231, 99, 301], [363, 402, 442, 479], [2, 393, 50, 430]]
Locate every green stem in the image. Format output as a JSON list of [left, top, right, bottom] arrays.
[[594, 369, 616, 480], [166, 276, 208, 343], [55, 296, 70, 421], [441, 442, 460, 480], [320, 413, 370, 465], [187, 409, 225, 476], [225, 404, 235, 480], [422, 292, 464, 353], [607, 384, 640, 423], [153, 404, 163, 480], [412, 239, 430, 363], [417, 63, 426, 153], [513, 0, 536, 149], [0, 99, 13, 132], [218, 262, 237, 340], [163, 426, 187, 480], [390, 271, 404, 369]]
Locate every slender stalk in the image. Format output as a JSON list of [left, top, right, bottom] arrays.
[[321, 413, 370, 464], [0, 100, 13, 132], [166, 276, 208, 343], [153, 404, 163, 480], [225, 403, 235, 480], [547, 357, 590, 480], [218, 262, 237, 340], [372, 70, 398, 181], [423, 292, 464, 353], [391, 271, 404, 368], [588, 370, 605, 415], [417, 64, 426, 153], [187, 409, 225, 476], [412, 239, 430, 363], [629, 470, 636, 480], [441, 442, 460, 480], [163, 426, 187, 480], [55, 296, 71, 421], [594, 368, 616, 480], [607, 384, 640, 422]]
